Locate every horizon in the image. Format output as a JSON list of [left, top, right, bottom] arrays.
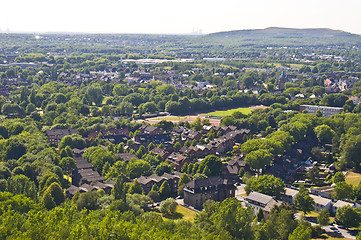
[[1, 26, 360, 36], [1, 0, 361, 35]]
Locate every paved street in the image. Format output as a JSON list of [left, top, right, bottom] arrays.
[[295, 213, 358, 239]]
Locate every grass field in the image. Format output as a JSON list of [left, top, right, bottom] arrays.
[[345, 171, 361, 186], [156, 205, 198, 221], [150, 116, 188, 121], [201, 107, 254, 117]]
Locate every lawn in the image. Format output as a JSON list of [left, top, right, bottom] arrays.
[[155, 205, 198, 221], [150, 116, 188, 121], [345, 171, 361, 186], [201, 107, 254, 117]]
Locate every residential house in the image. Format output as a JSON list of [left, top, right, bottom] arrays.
[[87, 128, 129, 144], [221, 155, 248, 181], [72, 158, 105, 186], [310, 186, 334, 199], [139, 125, 163, 135], [137, 171, 182, 194], [244, 192, 282, 219], [299, 105, 343, 117], [44, 128, 79, 146], [332, 200, 360, 214], [134, 133, 171, 145], [150, 147, 170, 160], [310, 194, 333, 212], [281, 187, 299, 205], [72, 148, 87, 157], [183, 176, 236, 209], [167, 152, 191, 171], [116, 153, 138, 163]]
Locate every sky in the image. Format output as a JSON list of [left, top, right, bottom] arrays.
[[1, 0, 361, 35]]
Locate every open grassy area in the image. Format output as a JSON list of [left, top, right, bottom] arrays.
[[155, 205, 198, 221], [174, 205, 198, 221], [345, 171, 361, 186], [150, 116, 188, 121], [201, 107, 254, 117]]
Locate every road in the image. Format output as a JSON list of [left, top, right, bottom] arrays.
[[295, 213, 358, 239]]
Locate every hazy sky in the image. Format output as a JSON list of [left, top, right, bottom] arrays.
[[1, 0, 361, 35]]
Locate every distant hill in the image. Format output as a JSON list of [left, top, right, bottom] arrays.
[[206, 27, 361, 47]]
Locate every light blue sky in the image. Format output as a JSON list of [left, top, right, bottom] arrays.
[[1, 0, 361, 34]]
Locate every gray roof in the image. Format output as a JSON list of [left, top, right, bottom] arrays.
[[185, 176, 231, 189], [284, 187, 299, 197], [246, 192, 274, 205], [310, 194, 332, 206]]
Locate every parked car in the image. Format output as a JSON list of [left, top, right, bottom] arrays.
[[333, 230, 341, 235], [330, 227, 337, 230]]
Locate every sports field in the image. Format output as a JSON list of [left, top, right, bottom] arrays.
[[201, 107, 254, 117]]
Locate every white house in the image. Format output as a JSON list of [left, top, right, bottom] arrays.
[[332, 200, 360, 214], [281, 187, 299, 205], [310, 194, 332, 212]]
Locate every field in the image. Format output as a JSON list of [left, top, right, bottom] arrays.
[[134, 105, 267, 126], [155, 205, 198, 221], [201, 105, 268, 118], [345, 171, 361, 186], [201, 107, 254, 117], [150, 116, 189, 121]]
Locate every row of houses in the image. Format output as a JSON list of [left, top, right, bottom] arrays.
[[244, 187, 360, 220], [136, 171, 183, 194], [66, 156, 113, 198]]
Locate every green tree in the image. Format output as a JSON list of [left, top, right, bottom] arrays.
[[128, 180, 143, 194], [212, 198, 255, 239], [245, 149, 273, 171], [336, 205, 361, 228], [333, 172, 345, 183], [148, 142, 156, 152], [317, 209, 330, 226], [332, 181, 354, 200], [59, 157, 76, 174], [147, 190, 160, 202], [5, 140, 26, 160], [159, 198, 178, 215], [126, 160, 152, 179], [178, 173, 191, 196], [245, 175, 285, 199], [86, 86, 103, 105], [159, 181, 171, 199], [342, 135, 361, 169], [288, 225, 312, 240], [155, 162, 172, 176], [294, 185, 315, 214], [44, 182, 64, 205], [6, 174, 37, 199], [314, 125, 335, 144], [112, 176, 126, 200], [199, 155, 222, 176], [42, 191, 56, 210], [173, 142, 181, 152]]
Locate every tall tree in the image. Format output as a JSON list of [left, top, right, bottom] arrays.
[[317, 209, 330, 226], [336, 205, 361, 228], [294, 185, 315, 214]]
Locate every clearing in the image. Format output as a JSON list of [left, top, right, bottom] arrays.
[[345, 171, 361, 186], [155, 205, 198, 221]]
